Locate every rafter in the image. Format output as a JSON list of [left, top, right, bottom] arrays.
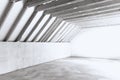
[[61, 3, 120, 19], [24, 12, 45, 42], [39, 18, 62, 42], [15, 11, 37, 41], [0, 1, 14, 28], [36, 0, 84, 11], [32, 15, 52, 42], [64, 7, 120, 21], [45, 0, 105, 15], [26, 0, 52, 7], [55, 0, 120, 18], [4, 6, 27, 41]]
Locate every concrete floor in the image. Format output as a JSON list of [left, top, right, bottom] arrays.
[[0, 57, 120, 80]]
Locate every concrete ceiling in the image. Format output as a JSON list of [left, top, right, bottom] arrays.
[[0, 0, 120, 42]]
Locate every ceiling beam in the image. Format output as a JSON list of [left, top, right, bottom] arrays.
[[45, 0, 105, 15], [35, 0, 84, 11], [59, 25, 75, 42], [43, 20, 62, 42], [48, 20, 67, 42], [81, 23, 120, 29], [15, 11, 37, 41], [27, 0, 83, 8], [10, 0, 20, 2], [24, 12, 45, 42], [47, 22, 66, 42], [52, 23, 69, 42], [69, 11, 120, 23], [57, 24, 72, 41], [32, 15, 52, 42], [64, 7, 120, 21], [10, 0, 27, 2], [38, 18, 59, 42], [26, 0, 52, 7], [61, 3, 120, 19], [0, 1, 14, 29], [4, 6, 27, 41], [44, 18, 62, 42], [39, 19, 62, 42], [56, 0, 120, 18]]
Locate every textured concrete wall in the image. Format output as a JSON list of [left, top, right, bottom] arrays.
[[0, 42, 71, 74]]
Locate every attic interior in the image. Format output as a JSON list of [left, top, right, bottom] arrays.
[[0, 0, 120, 80]]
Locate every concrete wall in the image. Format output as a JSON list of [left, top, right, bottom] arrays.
[[0, 42, 71, 74], [71, 26, 120, 58]]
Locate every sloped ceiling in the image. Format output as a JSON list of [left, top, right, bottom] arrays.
[[0, 0, 80, 42], [0, 0, 120, 42]]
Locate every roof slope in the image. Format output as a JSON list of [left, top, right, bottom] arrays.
[[0, 0, 120, 42], [0, 0, 80, 42]]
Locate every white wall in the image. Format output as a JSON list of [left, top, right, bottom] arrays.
[[71, 26, 120, 58], [0, 42, 71, 74]]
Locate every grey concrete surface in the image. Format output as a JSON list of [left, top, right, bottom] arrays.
[[0, 42, 71, 74], [0, 57, 120, 80]]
